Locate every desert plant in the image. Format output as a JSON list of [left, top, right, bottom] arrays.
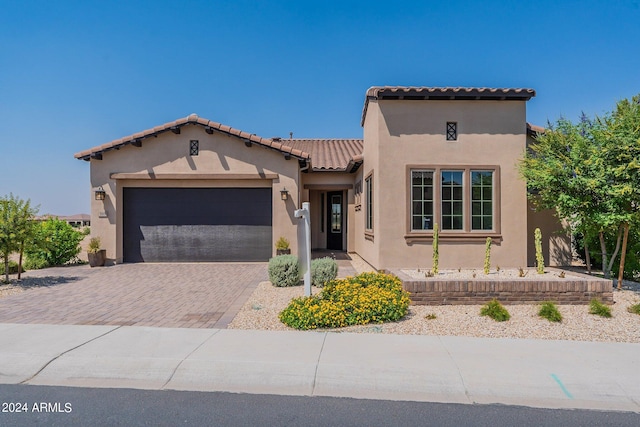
[[425, 313, 437, 320], [87, 237, 101, 254], [279, 272, 410, 330], [310, 257, 338, 287], [432, 223, 439, 274], [275, 236, 290, 250], [480, 299, 510, 321], [518, 267, 528, 277], [589, 299, 612, 318], [268, 255, 301, 287], [538, 301, 562, 322], [484, 237, 491, 274], [535, 228, 545, 274], [628, 303, 640, 315], [558, 271, 566, 278]]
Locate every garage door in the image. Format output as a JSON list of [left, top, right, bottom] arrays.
[[123, 188, 272, 262]]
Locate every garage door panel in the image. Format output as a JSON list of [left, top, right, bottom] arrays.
[[123, 188, 272, 262], [137, 225, 271, 262]]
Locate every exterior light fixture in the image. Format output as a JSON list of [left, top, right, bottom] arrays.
[[95, 186, 106, 201], [280, 188, 289, 201]]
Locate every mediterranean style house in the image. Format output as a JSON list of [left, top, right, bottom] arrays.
[[75, 86, 571, 269]]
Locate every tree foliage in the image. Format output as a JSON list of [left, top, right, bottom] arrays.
[[519, 94, 640, 284], [519, 95, 640, 284], [0, 194, 38, 282]]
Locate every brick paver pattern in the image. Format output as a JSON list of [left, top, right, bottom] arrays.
[[0, 263, 268, 328]]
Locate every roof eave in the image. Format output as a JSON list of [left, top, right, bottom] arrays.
[[74, 114, 311, 164], [361, 86, 537, 127]]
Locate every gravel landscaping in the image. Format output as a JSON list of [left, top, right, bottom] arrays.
[[228, 278, 640, 343]]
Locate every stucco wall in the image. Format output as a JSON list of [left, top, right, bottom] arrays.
[[89, 124, 300, 263], [361, 99, 530, 270], [353, 101, 381, 269], [526, 201, 572, 267]]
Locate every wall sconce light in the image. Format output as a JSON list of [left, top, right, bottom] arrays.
[[95, 186, 106, 201], [280, 188, 289, 201]]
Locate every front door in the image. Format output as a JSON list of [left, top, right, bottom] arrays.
[[326, 191, 343, 250]]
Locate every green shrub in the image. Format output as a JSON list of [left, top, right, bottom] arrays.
[[23, 255, 50, 270], [589, 299, 612, 318], [538, 301, 562, 322], [480, 299, 511, 321], [310, 257, 338, 287], [268, 255, 301, 287], [628, 303, 640, 315], [279, 272, 411, 330], [0, 260, 22, 275], [26, 218, 83, 267]]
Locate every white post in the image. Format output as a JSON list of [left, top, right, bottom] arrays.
[[295, 202, 312, 296]]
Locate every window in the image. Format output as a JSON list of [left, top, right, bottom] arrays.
[[471, 171, 493, 230], [446, 122, 457, 141], [409, 167, 498, 236], [190, 140, 199, 155], [331, 195, 341, 232], [441, 171, 463, 230], [411, 170, 433, 230], [365, 174, 373, 230]]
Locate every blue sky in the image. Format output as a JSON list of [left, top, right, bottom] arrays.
[[1, 0, 639, 214]]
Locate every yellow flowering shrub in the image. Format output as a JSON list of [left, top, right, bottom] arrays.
[[279, 272, 410, 330]]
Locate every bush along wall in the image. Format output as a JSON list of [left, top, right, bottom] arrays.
[[279, 272, 411, 330]]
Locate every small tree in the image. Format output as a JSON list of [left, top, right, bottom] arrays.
[[0, 194, 38, 282], [519, 96, 640, 281]]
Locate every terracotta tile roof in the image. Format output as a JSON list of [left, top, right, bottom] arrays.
[[362, 86, 536, 126], [279, 139, 364, 172], [74, 114, 311, 162], [526, 122, 545, 136]]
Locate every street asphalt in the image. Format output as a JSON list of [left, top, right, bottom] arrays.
[[0, 323, 638, 413]]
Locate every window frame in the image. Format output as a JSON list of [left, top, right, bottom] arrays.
[[365, 172, 374, 236], [405, 165, 501, 242], [446, 122, 457, 141], [189, 140, 199, 156]]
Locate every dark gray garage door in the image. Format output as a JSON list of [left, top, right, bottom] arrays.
[[123, 188, 272, 262]]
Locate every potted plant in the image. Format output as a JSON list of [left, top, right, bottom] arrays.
[[87, 237, 107, 267], [275, 237, 291, 255]]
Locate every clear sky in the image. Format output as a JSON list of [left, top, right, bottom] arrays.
[[1, 0, 639, 215]]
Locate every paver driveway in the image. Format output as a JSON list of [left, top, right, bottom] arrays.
[[0, 263, 268, 328]]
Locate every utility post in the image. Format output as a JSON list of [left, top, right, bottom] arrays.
[[295, 202, 311, 296]]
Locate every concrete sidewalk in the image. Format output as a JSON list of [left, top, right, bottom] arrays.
[[0, 323, 638, 413]]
